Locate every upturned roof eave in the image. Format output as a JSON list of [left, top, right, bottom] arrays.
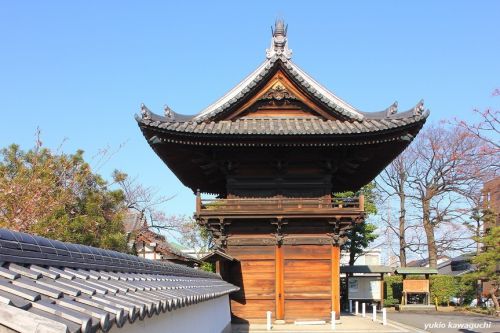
[[136, 94, 430, 129], [136, 110, 429, 140]]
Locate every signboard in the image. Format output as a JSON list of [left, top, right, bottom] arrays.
[[348, 278, 359, 291], [403, 280, 429, 293], [348, 276, 381, 300]]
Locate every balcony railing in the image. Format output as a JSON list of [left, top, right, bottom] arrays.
[[195, 193, 364, 217]]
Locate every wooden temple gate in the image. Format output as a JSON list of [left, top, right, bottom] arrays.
[[137, 20, 429, 323], [197, 196, 363, 322]]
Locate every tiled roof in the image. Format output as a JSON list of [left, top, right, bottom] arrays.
[[188, 20, 364, 122], [122, 211, 143, 234], [340, 265, 393, 274], [0, 229, 238, 333], [193, 56, 364, 122], [135, 228, 201, 264], [406, 255, 450, 268], [395, 267, 438, 275], [200, 250, 238, 263], [136, 20, 430, 139], [139, 112, 429, 137]]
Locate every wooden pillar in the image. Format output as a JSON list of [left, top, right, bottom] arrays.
[[332, 245, 341, 320], [425, 274, 430, 305], [359, 194, 365, 211], [215, 260, 221, 274], [402, 274, 406, 305], [275, 245, 284, 320], [380, 273, 385, 309], [195, 189, 201, 215], [345, 273, 350, 312]]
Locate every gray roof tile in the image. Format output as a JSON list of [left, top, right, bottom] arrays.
[[0, 267, 20, 280], [0, 229, 238, 333]]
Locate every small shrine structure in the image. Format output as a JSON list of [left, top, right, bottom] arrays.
[[395, 267, 438, 310]]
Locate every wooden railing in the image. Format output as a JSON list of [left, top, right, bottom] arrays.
[[196, 193, 364, 216]]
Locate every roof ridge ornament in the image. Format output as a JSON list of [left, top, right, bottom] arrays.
[[413, 99, 425, 116], [266, 19, 292, 61], [386, 101, 398, 117], [164, 105, 174, 120], [140, 103, 152, 120]]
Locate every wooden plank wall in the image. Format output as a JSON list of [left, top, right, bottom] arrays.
[[227, 246, 275, 322], [226, 244, 335, 322], [283, 244, 331, 321]]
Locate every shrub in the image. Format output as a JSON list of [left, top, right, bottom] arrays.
[[454, 275, 478, 305], [384, 275, 403, 306], [430, 275, 458, 305]]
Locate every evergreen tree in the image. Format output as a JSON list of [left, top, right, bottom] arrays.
[[335, 182, 378, 265], [466, 225, 500, 311]]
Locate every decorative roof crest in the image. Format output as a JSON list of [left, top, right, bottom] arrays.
[[413, 99, 425, 116], [266, 19, 292, 60], [164, 104, 174, 119], [141, 103, 152, 120], [386, 101, 398, 116]]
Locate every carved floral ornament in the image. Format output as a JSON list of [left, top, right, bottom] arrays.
[[271, 219, 288, 245], [259, 82, 297, 105]]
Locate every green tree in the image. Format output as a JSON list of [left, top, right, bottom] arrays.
[[465, 226, 500, 311], [336, 182, 378, 265], [430, 275, 459, 306], [384, 275, 403, 306], [0, 142, 128, 251]]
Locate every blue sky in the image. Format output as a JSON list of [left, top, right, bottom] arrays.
[[1, 1, 499, 218]]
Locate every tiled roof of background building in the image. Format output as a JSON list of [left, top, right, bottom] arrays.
[[135, 228, 201, 264]]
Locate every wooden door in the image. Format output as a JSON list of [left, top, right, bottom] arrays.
[[227, 246, 275, 322], [282, 244, 332, 321]]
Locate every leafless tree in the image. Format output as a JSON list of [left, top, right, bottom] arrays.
[[454, 89, 499, 153], [112, 171, 214, 253], [406, 125, 496, 267], [377, 152, 413, 266], [173, 217, 214, 255], [112, 170, 183, 231]]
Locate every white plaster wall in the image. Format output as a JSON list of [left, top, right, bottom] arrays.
[[144, 252, 156, 260], [110, 295, 231, 333], [136, 245, 158, 260], [340, 249, 381, 265]]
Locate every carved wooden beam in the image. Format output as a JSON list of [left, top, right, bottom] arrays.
[[271, 217, 288, 245], [327, 219, 348, 246], [227, 236, 333, 246], [227, 238, 275, 246], [283, 237, 331, 245], [212, 218, 232, 250]]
